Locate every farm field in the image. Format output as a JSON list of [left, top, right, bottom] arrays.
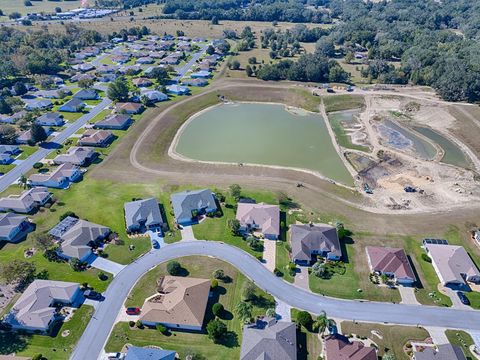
[[0, 0, 85, 16]]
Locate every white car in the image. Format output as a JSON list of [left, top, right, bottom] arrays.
[[105, 353, 125, 360]]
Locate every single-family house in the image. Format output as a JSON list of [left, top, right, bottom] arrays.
[[166, 85, 190, 95], [71, 73, 96, 83], [182, 78, 208, 87], [425, 243, 480, 289], [366, 246, 416, 285], [16, 130, 33, 145], [324, 334, 377, 360], [94, 114, 132, 130], [240, 318, 297, 360], [0, 187, 52, 214], [35, 113, 64, 127], [290, 223, 341, 264], [413, 344, 466, 360], [111, 55, 131, 64], [0, 145, 20, 164], [140, 89, 168, 102], [35, 89, 70, 99], [160, 55, 181, 65], [149, 51, 166, 59], [116, 102, 144, 114], [73, 63, 95, 72], [78, 129, 114, 147], [170, 189, 217, 226], [59, 98, 86, 113], [4, 280, 81, 332], [53, 147, 98, 166], [136, 56, 154, 64], [0, 212, 32, 243], [28, 163, 82, 189], [98, 73, 118, 83], [96, 64, 116, 74], [0, 111, 26, 124], [190, 70, 212, 79], [125, 347, 176, 360], [73, 89, 99, 100], [140, 276, 210, 330], [132, 78, 153, 87], [49, 216, 110, 261], [24, 99, 53, 111], [124, 198, 163, 233], [236, 202, 280, 239]]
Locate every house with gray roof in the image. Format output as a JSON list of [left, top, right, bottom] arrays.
[[0, 111, 26, 124], [182, 78, 208, 87], [290, 223, 341, 264], [94, 114, 132, 130], [49, 216, 110, 261], [140, 89, 168, 103], [53, 147, 98, 166], [413, 344, 466, 360], [166, 85, 190, 95], [73, 89, 99, 100], [0, 187, 52, 214], [125, 347, 176, 360], [59, 98, 86, 113], [170, 189, 217, 226], [124, 198, 163, 233], [0, 145, 20, 164], [240, 318, 297, 360], [35, 113, 64, 127], [4, 280, 81, 332], [0, 212, 32, 243], [24, 100, 53, 111], [28, 163, 82, 189]]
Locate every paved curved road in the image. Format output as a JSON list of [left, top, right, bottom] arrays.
[[72, 240, 480, 360]]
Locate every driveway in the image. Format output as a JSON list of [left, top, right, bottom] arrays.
[[424, 326, 449, 345], [180, 226, 196, 241], [71, 241, 480, 360], [262, 240, 276, 272], [399, 286, 420, 305], [88, 255, 125, 277], [294, 266, 310, 291], [275, 297, 291, 322], [147, 230, 165, 250], [439, 285, 471, 310]]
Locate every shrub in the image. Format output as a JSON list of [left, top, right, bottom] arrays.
[[206, 319, 227, 343], [136, 320, 143, 328], [211, 279, 218, 289], [421, 253, 432, 263], [128, 320, 135, 327], [33, 162, 43, 169], [60, 211, 78, 221], [212, 269, 225, 280], [212, 303, 224, 317], [167, 260, 181, 275], [273, 268, 283, 277], [296, 311, 313, 329], [98, 272, 108, 281], [32, 355, 43, 360], [156, 324, 167, 334]]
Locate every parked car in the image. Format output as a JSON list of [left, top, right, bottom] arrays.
[[106, 352, 125, 360], [457, 291, 470, 305], [126, 307, 141, 315], [84, 290, 102, 300], [151, 239, 160, 249]]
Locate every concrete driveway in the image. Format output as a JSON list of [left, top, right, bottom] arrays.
[[275, 298, 292, 322], [294, 266, 310, 291], [89, 255, 125, 277], [180, 225, 196, 241], [262, 240, 276, 272], [147, 230, 165, 250], [399, 286, 420, 305], [439, 285, 471, 310]]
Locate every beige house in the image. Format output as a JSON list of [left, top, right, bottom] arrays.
[[236, 202, 280, 239], [140, 276, 210, 331]]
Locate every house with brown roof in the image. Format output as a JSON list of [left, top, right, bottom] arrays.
[[116, 102, 144, 114], [425, 243, 480, 290], [78, 129, 114, 147], [290, 224, 341, 265], [366, 246, 416, 285], [236, 202, 280, 240], [324, 334, 377, 360], [140, 276, 210, 331], [132, 78, 153, 87]]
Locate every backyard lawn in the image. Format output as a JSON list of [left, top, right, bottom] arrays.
[[109, 256, 275, 359], [0, 305, 93, 360]]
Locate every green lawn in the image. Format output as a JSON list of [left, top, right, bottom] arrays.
[[18, 146, 38, 160], [109, 256, 275, 359], [445, 330, 476, 360], [465, 291, 480, 309], [275, 241, 295, 283], [0, 164, 15, 174], [341, 321, 430, 359], [290, 309, 322, 360], [0, 305, 93, 360], [323, 95, 365, 113]]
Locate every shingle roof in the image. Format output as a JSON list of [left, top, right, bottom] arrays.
[[124, 198, 163, 230], [78, 130, 113, 146], [53, 147, 97, 166], [125, 346, 176, 360], [0, 212, 27, 239], [366, 246, 416, 281], [6, 280, 79, 330], [94, 114, 131, 129], [140, 276, 210, 327], [290, 224, 341, 261], [236, 203, 280, 237], [28, 163, 79, 184], [324, 335, 377, 360], [170, 189, 216, 223], [240, 318, 297, 360], [414, 344, 467, 360], [0, 187, 51, 213]]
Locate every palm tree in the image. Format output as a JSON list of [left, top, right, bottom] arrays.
[[235, 301, 253, 324], [316, 311, 329, 336], [18, 175, 28, 189]]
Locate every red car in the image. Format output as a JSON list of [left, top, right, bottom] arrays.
[[126, 307, 141, 315]]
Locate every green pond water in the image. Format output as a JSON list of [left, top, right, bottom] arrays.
[[175, 103, 354, 185], [413, 126, 471, 168]]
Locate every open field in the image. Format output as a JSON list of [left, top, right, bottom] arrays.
[[0, 0, 84, 16], [0, 305, 93, 359], [108, 256, 274, 359], [341, 321, 430, 359]]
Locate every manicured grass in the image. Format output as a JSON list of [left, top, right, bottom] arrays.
[[18, 146, 38, 160], [0, 305, 93, 360], [0, 164, 15, 174], [109, 256, 275, 359], [404, 237, 452, 307], [445, 330, 476, 360], [88, 109, 112, 124], [465, 291, 480, 309], [308, 241, 401, 302], [275, 241, 295, 283], [341, 321, 430, 359], [323, 95, 365, 113]]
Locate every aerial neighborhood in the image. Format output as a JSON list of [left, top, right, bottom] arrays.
[[0, 1, 480, 360]]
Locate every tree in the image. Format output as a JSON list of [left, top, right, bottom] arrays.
[[230, 60, 241, 70], [211, 16, 219, 25], [55, 7, 62, 13], [30, 124, 47, 144], [0, 99, 12, 115], [296, 311, 313, 329], [0, 124, 17, 144], [206, 45, 215, 55], [229, 184, 241, 200], [212, 269, 225, 280], [266, 308, 276, 318], [78, 78, 94, 89], [107, 77, 129, 102], [245, 65, 253, 77], [69, 258, 83, 272], [242, 280, 256, 301], [228, 219, 240, 235], [13, 82, 27, 96], [312, 261, 328, 279], [34, 233, 53, 251], [383, 353, 395, 360], [156, 324, 167, 334], [235, 301, 253, 323], [32, 354, 43, 360], [0, 260, 36, 286], [60, 211, 77, 221], [24, 1, 32, 7], [150, 67, 170, 85], [248, 57, 257, 64], [0, 9, 4, 16], [315, 311, 329, 335], [212, 303, 224, 317], [344, 51, 354, 64], [18, 175, 28, 189], [206, 319, 227, 343], [167, 260, 182, 275], [336, 222, 347, 240], [9, 12, 21, 20]]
